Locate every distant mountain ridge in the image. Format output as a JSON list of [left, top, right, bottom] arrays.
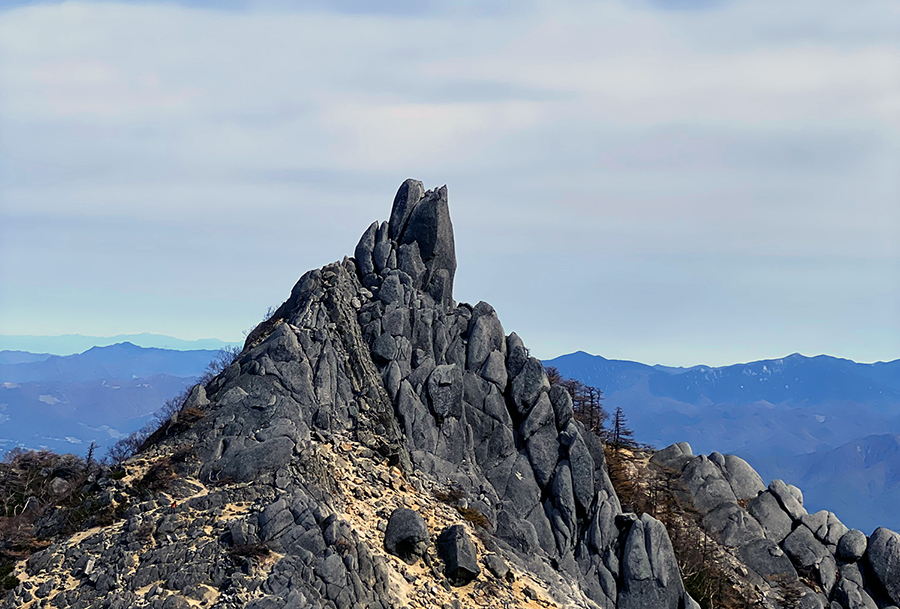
[[547, 351, 900, 400], [0, 333, 240, 355], [0, 342, 219, 383], [545, 350, 900, 532]]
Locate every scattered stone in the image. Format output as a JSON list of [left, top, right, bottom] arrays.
[[483, 554, 510, 579]]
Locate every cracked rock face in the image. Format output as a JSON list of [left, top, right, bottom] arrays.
[[657, 441, 900, 609]]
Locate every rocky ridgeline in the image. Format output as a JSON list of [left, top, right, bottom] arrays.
[[4, 180, 899, 609], [652, 442, 900, 609]]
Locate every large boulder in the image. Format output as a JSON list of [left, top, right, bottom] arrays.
[[833, 579, 879, 609], [782, 525, 830, 569], [703, 502, 765, 547], [650, 442, 693, 471], [747, 491, 793, 544], [436, 525, 481, 586], [867, 527, 900, 605], [384, 508, 430, 565], [548, 385, 574, 431], [837, 529, 867, 562], [682, 455, 737, 513], [800, 511, 848, 546], [769, 479, 806, 521], [354, 221, 378, 277], [721, 454, 765, 501]]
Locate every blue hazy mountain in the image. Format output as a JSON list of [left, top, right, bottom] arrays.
[[0, 342, 219, 383], [545, 350, 900, 532], [0, 343, 221, 456], [0, 351, 52, 365], [0, 333, 240, 355], [0, 374, 196, 457]]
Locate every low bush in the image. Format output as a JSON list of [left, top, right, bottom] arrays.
[[134, 458, 176, 495], [229, 542, 270, 560], [456, 506, 490, 529]]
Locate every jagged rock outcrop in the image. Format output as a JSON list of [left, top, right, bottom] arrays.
[[653, 440, 900, 609], [4, 181, 698, 609]]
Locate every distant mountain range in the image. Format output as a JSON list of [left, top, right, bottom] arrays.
[[0, 342, 219, 456], [545, 351, 900, 533], [2, 342, 897, 533], [0, 342, 219, 383], [0, 333, 240, 355]]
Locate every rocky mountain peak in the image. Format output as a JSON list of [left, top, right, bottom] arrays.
[[6, 180, 900, 609]]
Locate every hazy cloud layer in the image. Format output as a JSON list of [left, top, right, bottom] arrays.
[[1, 0, 897, 365]]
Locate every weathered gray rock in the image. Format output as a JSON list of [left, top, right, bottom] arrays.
[[738, 538, 798, 583], [495, 451, 541, 519], [510, 357, 550, 417], [548, 385, 574, 431], [783, 525, 835, 592], [372, 333, 398, 363], [210, 436, 295, 483], [384, 508, 430, 565], [354, 221, 378, 277], [373, 239, 392, 274], [427, 364, 463, 420], [479, 351, 508, 388], [526, 424, 561, 488], [801, 510, 848, 546], [389, 178, 424, 241], [550, 461, 577, 545], [769, 479, 806, 521], [747, 490, 793, 544], [833, 578, 879, 609], [867, 527, 900, 605], [682, 455, 737, 513], [650, 442, 693, 471], [703, 502, 765, 547], [399, 186, 456, 308], [483, 554, 509, 579], [436, 525, 480, 586], [837, 529, 867, 562], [378, 272, 404, 305], [397, 242, 427, 289], [467, 302, 505, 372], [567, 427, 595, 512], [506, 333, 527, 378], [618, 514, 685, 609], [721, 454, 765, 501], [520, 392, 554, 440]]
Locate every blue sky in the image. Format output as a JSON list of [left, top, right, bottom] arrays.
[[0, 0, 898, 366]]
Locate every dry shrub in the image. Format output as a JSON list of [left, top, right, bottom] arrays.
[[433, 487, 465, 504], [457, 506, 490, 529], [229, 542, 270, 560], [135, 458, 176, 494]]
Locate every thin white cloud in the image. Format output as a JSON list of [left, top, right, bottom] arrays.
[[0, 0, 897, 364]]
